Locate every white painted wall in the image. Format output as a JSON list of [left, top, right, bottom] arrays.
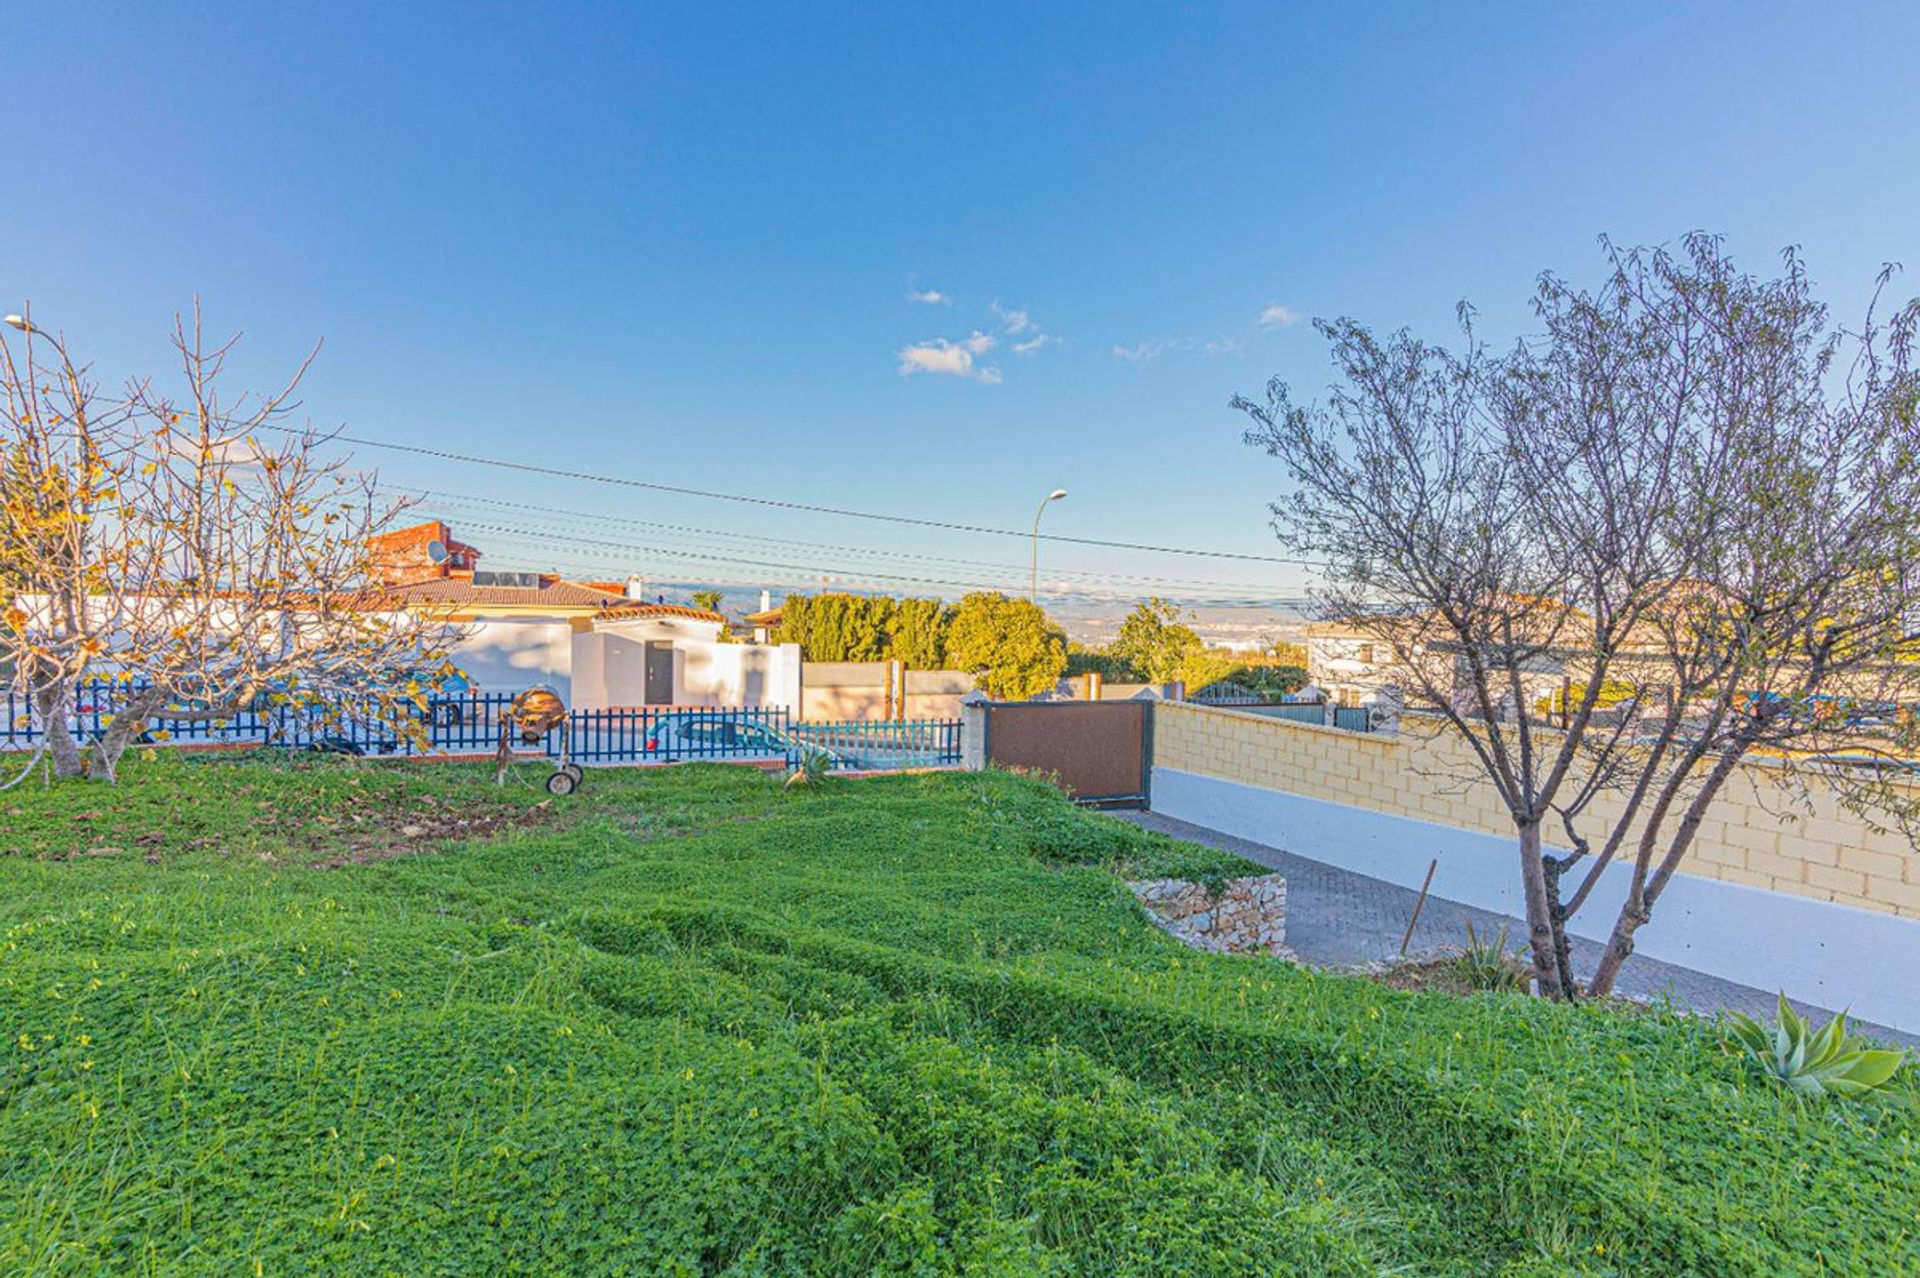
[[449, 620, 574, 699], [1152, 765, 1920, 1034], [451, 615, 799, 711], [673, 640, 801, 709], [568, 628, 800, 710]]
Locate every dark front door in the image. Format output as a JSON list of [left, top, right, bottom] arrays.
[[644, 642, 675, 705], [983, 701, 1151, 807]]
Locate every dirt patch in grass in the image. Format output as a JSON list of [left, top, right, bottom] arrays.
[[1357, 951, 1662, 1019], [1364, 952, 1531, 997], [0, 753, 579, 866], [304, 794, 556, 868]]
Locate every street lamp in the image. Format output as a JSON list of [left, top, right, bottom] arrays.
[[1030, 488, 1068, 602], [3, 314, 42, 335]]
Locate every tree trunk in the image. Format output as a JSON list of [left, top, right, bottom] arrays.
[[1587, 902, 1643, 998], [1517, 820, 1568, 999], [92, 687, 166, 784], [1586, 749, 1747, 999], [34, 683, 84, 779], [1541, 859, 1580, 1002]]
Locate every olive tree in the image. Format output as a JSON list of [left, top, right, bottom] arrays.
[[2, 305, 457, 785], [1236, 235, 1920, 999]]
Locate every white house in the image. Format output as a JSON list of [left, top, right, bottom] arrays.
[[374, 522, 800, 710], [1302, 621, 1401, 707]]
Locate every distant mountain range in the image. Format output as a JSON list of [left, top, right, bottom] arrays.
[[637, 582, 1316, 651]]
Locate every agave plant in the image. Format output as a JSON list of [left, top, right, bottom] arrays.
[[1723, 994, 1907, 1099], [1451, 921, 1531, 993], [783, 746, 835, 790]]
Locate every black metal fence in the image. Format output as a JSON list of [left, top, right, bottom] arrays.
[[1331, 706, 1374, 733], [1189, 681, 1264, 706], [1262, 703, 1329, 727], [1215, 700, 1377, 733], [2, 684, 962, 769]]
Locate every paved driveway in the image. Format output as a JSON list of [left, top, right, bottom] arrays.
[[1114, 809, 1915, 1048]]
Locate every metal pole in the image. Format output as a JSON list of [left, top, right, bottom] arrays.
[[1029, 489, 1066, 602], [1030, 506, 1044, 601]]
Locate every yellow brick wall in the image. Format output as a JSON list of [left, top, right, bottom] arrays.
[[1152, 701, 1920, 920]]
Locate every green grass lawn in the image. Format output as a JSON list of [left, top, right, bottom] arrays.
[[0, 754, 1913, 1275]]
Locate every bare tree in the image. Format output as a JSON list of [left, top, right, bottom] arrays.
[[2, 305, 458, 785], [1236, 235, 1920, 999]]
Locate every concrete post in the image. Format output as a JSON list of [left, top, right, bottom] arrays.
[[959, 694, 990, 771], [1087, 671, 1103, 701]]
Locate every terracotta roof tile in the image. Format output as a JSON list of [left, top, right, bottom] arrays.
[[392, 578, 625, 609], [595, 603, 726, 624]]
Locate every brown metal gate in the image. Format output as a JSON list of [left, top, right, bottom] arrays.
[[982, 701, 1152, 807]]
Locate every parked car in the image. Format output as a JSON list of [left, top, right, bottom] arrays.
[[644, 713, 839, 766]]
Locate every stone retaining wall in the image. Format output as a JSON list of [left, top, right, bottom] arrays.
[[1128, 874, 1288, 954]]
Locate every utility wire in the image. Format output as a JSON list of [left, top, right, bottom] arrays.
[[393, 486, 1303, 595], [273, 425, 1319, 566], [460, 519, 1313, 608]]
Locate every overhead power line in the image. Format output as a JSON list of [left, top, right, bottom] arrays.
[[277, 425, 1319, 567], [391, 487, 1305, 595], [456, 519, 1313, 608]]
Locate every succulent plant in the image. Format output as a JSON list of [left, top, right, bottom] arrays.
[[1723, 994, 1907, 1100]]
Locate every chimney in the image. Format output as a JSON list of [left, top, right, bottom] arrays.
[[760, 589, 771, 612], [626, 575, 646, 600]]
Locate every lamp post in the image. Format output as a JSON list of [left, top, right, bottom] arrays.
[[1030, 488, 1067, 602]]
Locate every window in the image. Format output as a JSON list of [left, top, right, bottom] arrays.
[[1359, 643, 1377, 664]]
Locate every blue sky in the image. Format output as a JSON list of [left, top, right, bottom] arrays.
[[5, 3, 1917, 631]]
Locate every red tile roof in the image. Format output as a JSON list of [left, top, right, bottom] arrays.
[[382, 578, 726, 622], [596, 603, 726, 624], [389, 578, 625, 609]]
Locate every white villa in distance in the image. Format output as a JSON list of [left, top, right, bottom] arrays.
[[372, 522, 800, 710], [1301, 620, 1401, 707]]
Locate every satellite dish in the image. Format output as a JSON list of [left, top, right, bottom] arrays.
[[426, 539, 448, 564]]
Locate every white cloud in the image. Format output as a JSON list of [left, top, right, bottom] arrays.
[[1112, 336, 1240, 364], [897, 296, 1053, 385], [990, 300, 1033, 334], [898, 332, 1002, 383], [1257, 302, 1302, 329], [907, 288, 950, 305]]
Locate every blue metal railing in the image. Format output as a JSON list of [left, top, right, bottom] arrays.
[[2, 684, 960, 771], [560, 706, 798, 765], [788, 719, 962, 768]]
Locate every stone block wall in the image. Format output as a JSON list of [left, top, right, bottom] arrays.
[[1152, 700, 1920, 921]]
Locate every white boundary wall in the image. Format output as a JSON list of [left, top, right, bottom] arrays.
[[1147, 700, 1920, 1034], [1153, 767, 1920, 1032]]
